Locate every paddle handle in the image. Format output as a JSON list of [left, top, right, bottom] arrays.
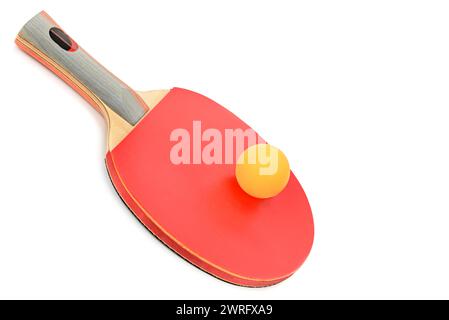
[[16, 11, 147, 125]]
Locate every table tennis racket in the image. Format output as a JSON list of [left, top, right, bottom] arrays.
[[16, 11, 314, 287]]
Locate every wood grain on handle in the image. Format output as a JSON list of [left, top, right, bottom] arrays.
[[17, 12, 147, 125]]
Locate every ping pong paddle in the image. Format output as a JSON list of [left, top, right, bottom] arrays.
[[16, 11, 314, 287]]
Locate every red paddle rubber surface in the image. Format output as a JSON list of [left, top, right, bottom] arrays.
[[106, 88, 314, 286]]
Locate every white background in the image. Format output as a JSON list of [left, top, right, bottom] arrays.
[[0, 0, 448, 299]]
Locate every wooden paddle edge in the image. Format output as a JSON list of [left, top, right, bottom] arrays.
[[105, 152, 294, 287]]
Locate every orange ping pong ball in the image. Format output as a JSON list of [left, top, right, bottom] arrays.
[[235, 144, 290, 199]]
